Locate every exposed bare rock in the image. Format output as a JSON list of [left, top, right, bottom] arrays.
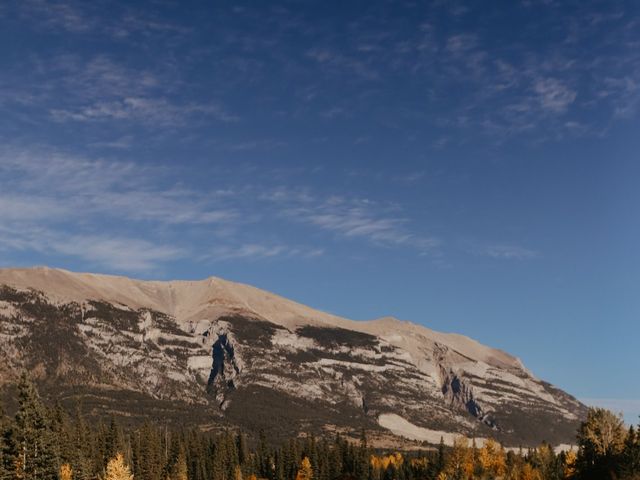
[[0, 267, 586, 446]]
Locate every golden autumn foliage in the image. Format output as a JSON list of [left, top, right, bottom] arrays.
[[578, 408, 626, 458], [520, 463, 542, 480], [234, 465, 243, 480], [408, 457, 428, 468], [60, 463, 73, 480], [443, 437, 474, 480], [370, 453, 404, 470], [563, 450, 577, 479], [105, 453, 134, 480], [295, 457, 313, 480], [478, 438, 506, 477]]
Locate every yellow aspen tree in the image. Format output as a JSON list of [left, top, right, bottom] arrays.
[[563, 450, 577, 479], [462, 452, 474, 480], [479, 438, 506, 477], [494, 444, 506, 477], [445, 437, 471, 479], [105, 453, 134, 480], [521, 463, 541, 480], [295, 457, 312, 480], [234, 465, 243, 480], [60, 464, 73, 480], [479, 438, 495, 471], [369, 455, 381, 480]]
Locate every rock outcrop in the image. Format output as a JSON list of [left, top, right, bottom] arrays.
[[0, 267, 587, 446]]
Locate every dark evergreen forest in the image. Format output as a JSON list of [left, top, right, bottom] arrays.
[[1, 375, 638, 480]]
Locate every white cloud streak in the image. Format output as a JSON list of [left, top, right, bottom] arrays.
[[206, 244, 323, 262], [280, 196, 440, 253], [533, 78, 577, 113], [481, 245, 539, 260], [0, 224, 183, 273]]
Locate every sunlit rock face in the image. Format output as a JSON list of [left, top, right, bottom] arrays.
[[0, 267, 586, 446]]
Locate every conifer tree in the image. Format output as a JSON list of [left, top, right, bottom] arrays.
[[0, 405, 9, 480], [435, 437, 445, 476], [355, 430, 369, 480], [328, 436, 342, 480], [225, 431, 240, 480], [168, 450, 188, 480], [136, 423, 163, 480], [105, 453, 134, 480], [621, 426, 640, 479], [257, 430, 270, 480], [296, 457, 312, 480], [69, 404, 92, 480], [12, 373, 58, 480], [274, 448, 284, 480], [105, 417, 123, 463], [236, 433, 248, 469]]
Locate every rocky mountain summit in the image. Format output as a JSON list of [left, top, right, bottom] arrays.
[[0, 267, 585, 446]]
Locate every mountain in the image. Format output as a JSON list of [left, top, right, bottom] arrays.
[[0, 267, 585, 447]]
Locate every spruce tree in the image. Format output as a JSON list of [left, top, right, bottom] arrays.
[[621, 426, 640, 479], [69, 404, 92, 480], [257, 430, 270, 480], [236, 433, 248, 469], [12, 373, 58, 480], [105, 417, 123, 463], [136, 423, 163, 480], [0, 406, 10, 480], [168, 450, 188, 480], [328, 435, 342, 480], [274, 448, 285, 480], [355, 430, 369, 480], [435, 437, 445, 476]]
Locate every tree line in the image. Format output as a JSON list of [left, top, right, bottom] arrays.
[[0, 375, 638, 480]]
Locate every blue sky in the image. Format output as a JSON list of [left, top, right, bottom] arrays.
[[0, 0, 638, 423]]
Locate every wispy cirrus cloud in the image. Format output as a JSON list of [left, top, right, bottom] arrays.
[[4, 1, 640, 148], [0, 223, 183, 273], [206, 244, 323, 262], [15, 0, 191, 39], [0, 146, 236, 271], [0, 147, 383, 272], [50, 97, 238, 126], [0, 146, 238, 226], [533, 78, 577, 113], [481, 245, 539, 260], [18, 0, 95, 33], [52, 235, 184, 272], [1, 51, 237, 131], [278, 195, 440, 254]]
